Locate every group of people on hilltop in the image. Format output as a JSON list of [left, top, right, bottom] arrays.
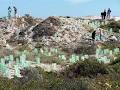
[[8, 6, 17, 19], [91, 8, 116, 44], [101, 8, 111, 20]]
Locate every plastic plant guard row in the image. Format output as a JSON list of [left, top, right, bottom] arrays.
[[69, 54, 89, 63], [95, 48, 119, 55], [97, 56, 111, 63]]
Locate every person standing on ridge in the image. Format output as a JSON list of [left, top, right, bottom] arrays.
[[8, 6, 12, 19], [101, 12, 104, 20], [103, 9, 106, 20], [107, 8, 111, 19], [13, 6, 17, 18]]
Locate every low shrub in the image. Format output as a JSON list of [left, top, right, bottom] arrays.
[[62, 59, 108, 78], [100, 20, 120, 33], [101, 41, 120, 49], [47, 78, 91, 90]]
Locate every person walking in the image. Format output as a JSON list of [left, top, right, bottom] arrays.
[[92, 30, 96, 44]]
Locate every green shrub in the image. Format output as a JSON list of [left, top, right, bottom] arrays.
[[100, 20, 120, 33], [13, 67, 45, 90], [108, 54, 120, 74], [107, 55, 120, 88], [20, 68, 43, 83], [63, 45, 96, 55], [110, 54, 120, 65], [0, 77, 14, 90], [47, 78, 91, 90], [74, 45, 96, 55], [101, 41, 120, 49], [24, 15, 36, 26], [62, 59, 108, 78]]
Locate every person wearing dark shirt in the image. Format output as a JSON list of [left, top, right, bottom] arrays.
[[101, 12, 104, 20], [103, 9, 106, 20], [92, 30, 96, 44], [13, 6, 17, 17], [8, 6, 12, 19]]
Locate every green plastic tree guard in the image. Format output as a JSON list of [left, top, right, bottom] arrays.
[[98, 56, 110, 63], [69, 58, 76, 63], [0, 58, 5, 65], [36, 57, 40, 64], [110, 50, 113, 55], [23, 61, 30, 67], [20, 54, 26, 67], [33, 48, 39, 54], [114, 48, 119, 54], [95, 35, 101, 41], [14, 65, 22, 77], [96, 49, 102, 55], [75, 56, 79, 61], [61, 55, 66, 60], [16, 51, 21, 56], [40, 48, 44, 54], [48, 52, 52, 56], [9, 55, 14, 61], [84, 55, 89, 59], [16, 58, 20, 65], [81, 56, 85, 61], [44, 47, 48, 53], [109, 28, 113, 34], [103, 49, 110, 55], [55, 49, 58, 53], [4, 68, 10, 77], [52, 63, 57, 70], [4, 56, 9, 61]]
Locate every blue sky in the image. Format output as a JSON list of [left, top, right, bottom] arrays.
[[0, 0, 120, 18]]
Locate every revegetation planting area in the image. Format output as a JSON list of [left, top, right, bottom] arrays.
[[0, 16, 120, 90]]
